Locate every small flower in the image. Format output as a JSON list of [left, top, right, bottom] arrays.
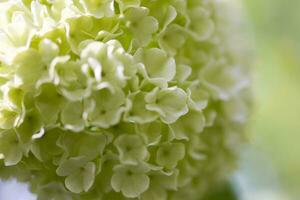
[[114, 134, 148, 164], [170, 110, 206, 140], [186, 7, 214, 41], [145, 87, 188, 123], [123, 7, 158, 46], [56, 157, 96, 193], [124, 91, 158, 124], [50, 56, 92, 101], [111, 164, 150, 198], [85, 87, 125, 128], [156, 143, 185, 169], [200, 60, 249, 100], [80, 40, 134, 89], [134, 48, 176, 86], [158, 24, 186, 56]]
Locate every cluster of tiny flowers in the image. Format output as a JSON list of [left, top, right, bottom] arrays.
[[0, 0, 251, 199]]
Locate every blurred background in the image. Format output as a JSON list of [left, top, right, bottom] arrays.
[[0, 0, 299, 199], [234, 0, 300, 199]]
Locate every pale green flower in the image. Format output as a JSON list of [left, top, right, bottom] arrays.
[[145, 87, 188, 123], [201, 60, 249, 100], [156, 143, 185, 169], [114, 134, 148, 164], [124, 91, 158, 124], [170, 110, 206, 140], [56, 157, 96, 193], [50, 56, 92, 101], [0, 0, 251, 199], [85, 87, 125, 128], [158, 24, 186, 56], [111, 164, 150, 198], [135, 48, 176, 86], [123, 7, 158, 46], [186, 6, 215, 41], [80, 40, 135, 89]]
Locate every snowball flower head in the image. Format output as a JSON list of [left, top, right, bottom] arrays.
[[0, 0, 251, 199]]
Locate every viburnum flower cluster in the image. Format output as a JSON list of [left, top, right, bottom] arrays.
[[0, 0, 251, 199]]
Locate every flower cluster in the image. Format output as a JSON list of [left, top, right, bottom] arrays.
[[0, 0, 251, 199]]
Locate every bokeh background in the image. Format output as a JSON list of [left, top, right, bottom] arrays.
[[235, 0, 300, 199], [0, 0, 299, 199]]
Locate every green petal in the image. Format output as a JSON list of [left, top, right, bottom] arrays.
[[31, 128, 63, 162], [35, 83, 65, 125], [80, 0, 114, 18], [16, 109, 43, 144], [38, 39, 59, 64], [116, 0, 140, 12], [187, 82, 209, 111], [5, 86, 24, 109], [14, 49, 45, 87], [0, 130, 23, 166], [61, 101, 85, 132], [114, 134, 148, 164], [174, 64, 192, 83], [0, 107, 19, 129], [156, 143, 185, 169]]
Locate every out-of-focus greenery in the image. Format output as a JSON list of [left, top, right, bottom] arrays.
[[244, 0, 300, 198]]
